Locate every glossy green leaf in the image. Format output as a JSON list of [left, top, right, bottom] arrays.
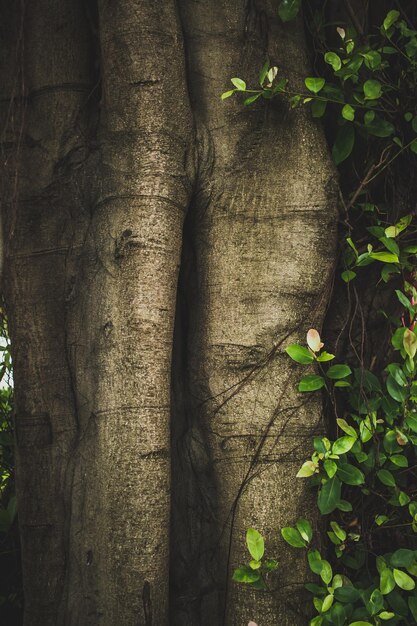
[[296, 519, 313, 543], [244, 93, 261, 106], [377, 469, 396, 487], [320, 559, 333, 585], [336, 418, 357, 438], [337, 463, 365, 485], [390, 548, 416, 568], [281, 527, 306, 548], [327, 365, 352, 379], [393, 568, 415, 590], [380, 566, 393, 596], [341, 270, 356, 282], [296, 460, 317, 477], [332, 436, 356, 455], [324, 459, 337, 478], [318, 476, 341, 514], [307, 549, 323, 574], [342, 104, 355, 121], [325, 52, 342, 71], [298, 375, 326, 392], [317, 351, 335, 362], [285, 344, 314, 364], [369, 252, 399, 263], [363, 79, 382, 100], [383, 10, 400, 30], [232, 566, 260, 583], [246, 528, 264, 561], [305, 77, 326, 94], [231, 77, 246, 90]]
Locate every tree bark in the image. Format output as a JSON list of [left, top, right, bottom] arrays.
[[171, 3, 338, 625], [1, 1, 338, 625]]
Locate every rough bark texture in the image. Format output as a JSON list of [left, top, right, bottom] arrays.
[[171, 3, 338, 625], [1, 1, 338, 625]]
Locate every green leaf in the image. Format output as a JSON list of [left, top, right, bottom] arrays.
[[221, 90, 235, 100], [365, 116, 395, 138], [278, 0, 301, 22], [305, 78, 326, 94], [296, 460, 317, 477], [369, 251, 399, 263], [318, 476, 341, 514], [308, 549, 323, 574], [324, 459, 337, 478], [327, 365, 352, 379], [337, 499, 353, 511], [342, 104, 355, 121], [285, 344, 314, 364], [246, 528, 264, 561], [311, 99, 327, 118], [385, 215, 412, 238], [390, 549, 416, 568], [325, 52, 342, 71], [232, 566, 260, 583], [390, 454, 408, 468], [408, 597, 417, 621], [380, 237, 399, 257], [281, 526, 306, 548], [320, 559, 333, 585], [369, 588, 384, 614], [379, 611, 395, 620], [348, 621, 373, 625], [404, 328, 417, 358], [322, 593, 334, 612], [244, 93, 261, 106], [396, 289, 413, 311], [330, 603, 346, 626], [377, 469, 396, 487], [336, 418, 357, 438], [386, 375, 407, 403], [341, 270, 356, 282], [332, 436, 356, 455], [363, 79, 382, 100], [333, 125, 355, 165], [393, 568, 415, 590], [337, 463, 365, 485], [231, 78, 246, 91], [249, 559, 261, 570], [330, 521, 346, 541], [298, 375, 326, 392], [259, 60, 269, 86], [406, 414, 417, 433], [296, 519, 313, 543], [335, 586, 360, 603], [264, 558, 279, 571], [383, 10, 400, 30], [392, 327, 406, 350], [317, 351, 335, 362], [361, 50, 382, 70]]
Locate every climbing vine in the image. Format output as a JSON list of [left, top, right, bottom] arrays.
[[225, 4, 417, 626]]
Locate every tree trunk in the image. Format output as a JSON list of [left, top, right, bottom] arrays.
[[1, 1, 338, 625]]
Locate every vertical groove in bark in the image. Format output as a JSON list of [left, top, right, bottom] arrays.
[[1, 1, 94, 625], [172, 2, 339, 625], [63, 1, 195, 623]]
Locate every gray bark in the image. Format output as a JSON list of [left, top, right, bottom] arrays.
[[1, 1, 338, 625]]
